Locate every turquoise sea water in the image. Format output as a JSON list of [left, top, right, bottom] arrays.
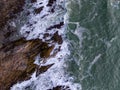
[[66, 0, 120, 90]]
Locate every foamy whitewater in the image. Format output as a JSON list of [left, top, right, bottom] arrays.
[[11, 0, 81, 90]]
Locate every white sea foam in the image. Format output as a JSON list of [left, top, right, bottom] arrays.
[[20, 0, 65, 41], [110, 0, 120, 9], [87, 54, 101, 75], [11, 0, 81, 90]]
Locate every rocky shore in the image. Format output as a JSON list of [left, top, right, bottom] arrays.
[[0, 0, 25, 28], [0, 0, 70, 90]]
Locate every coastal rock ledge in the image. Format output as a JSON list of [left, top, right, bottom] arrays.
[[0, 0, 70, 90]]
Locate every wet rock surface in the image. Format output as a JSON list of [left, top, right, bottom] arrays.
[[0, 0, 25, 28], [46, 22, 64, 30], [47, 0, 56, 6], [36, 64, 54, 76], [0, 39, 41, 90], [0, 37, 56, 90], [52, 31, 63, 44], [34, 6, 44, 14], [0, 0, 65, 90]]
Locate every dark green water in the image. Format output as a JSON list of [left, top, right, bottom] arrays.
[[66, 0, 120, 90]]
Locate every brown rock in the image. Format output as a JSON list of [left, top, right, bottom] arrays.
[[0, 22, 57, 89], [40, 45, 54, 58], [46, 22, 64, 30], [0, 0, 64, 89], [0, 0, 25, 28], [0, 38, 48, 90], [36, 64, 54, 76], [43, 33, 50, 38], [52, 31, 63, 44], [47, 0, 56, 6], [0, 25, 21, 47], [34, 6, 44, 14], [31, 0, 37, 3], [0, 36, 56, 90]]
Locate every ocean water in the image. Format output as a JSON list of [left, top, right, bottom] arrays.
[[11, 0, 120, 90], [66, 0, 120, 90]]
